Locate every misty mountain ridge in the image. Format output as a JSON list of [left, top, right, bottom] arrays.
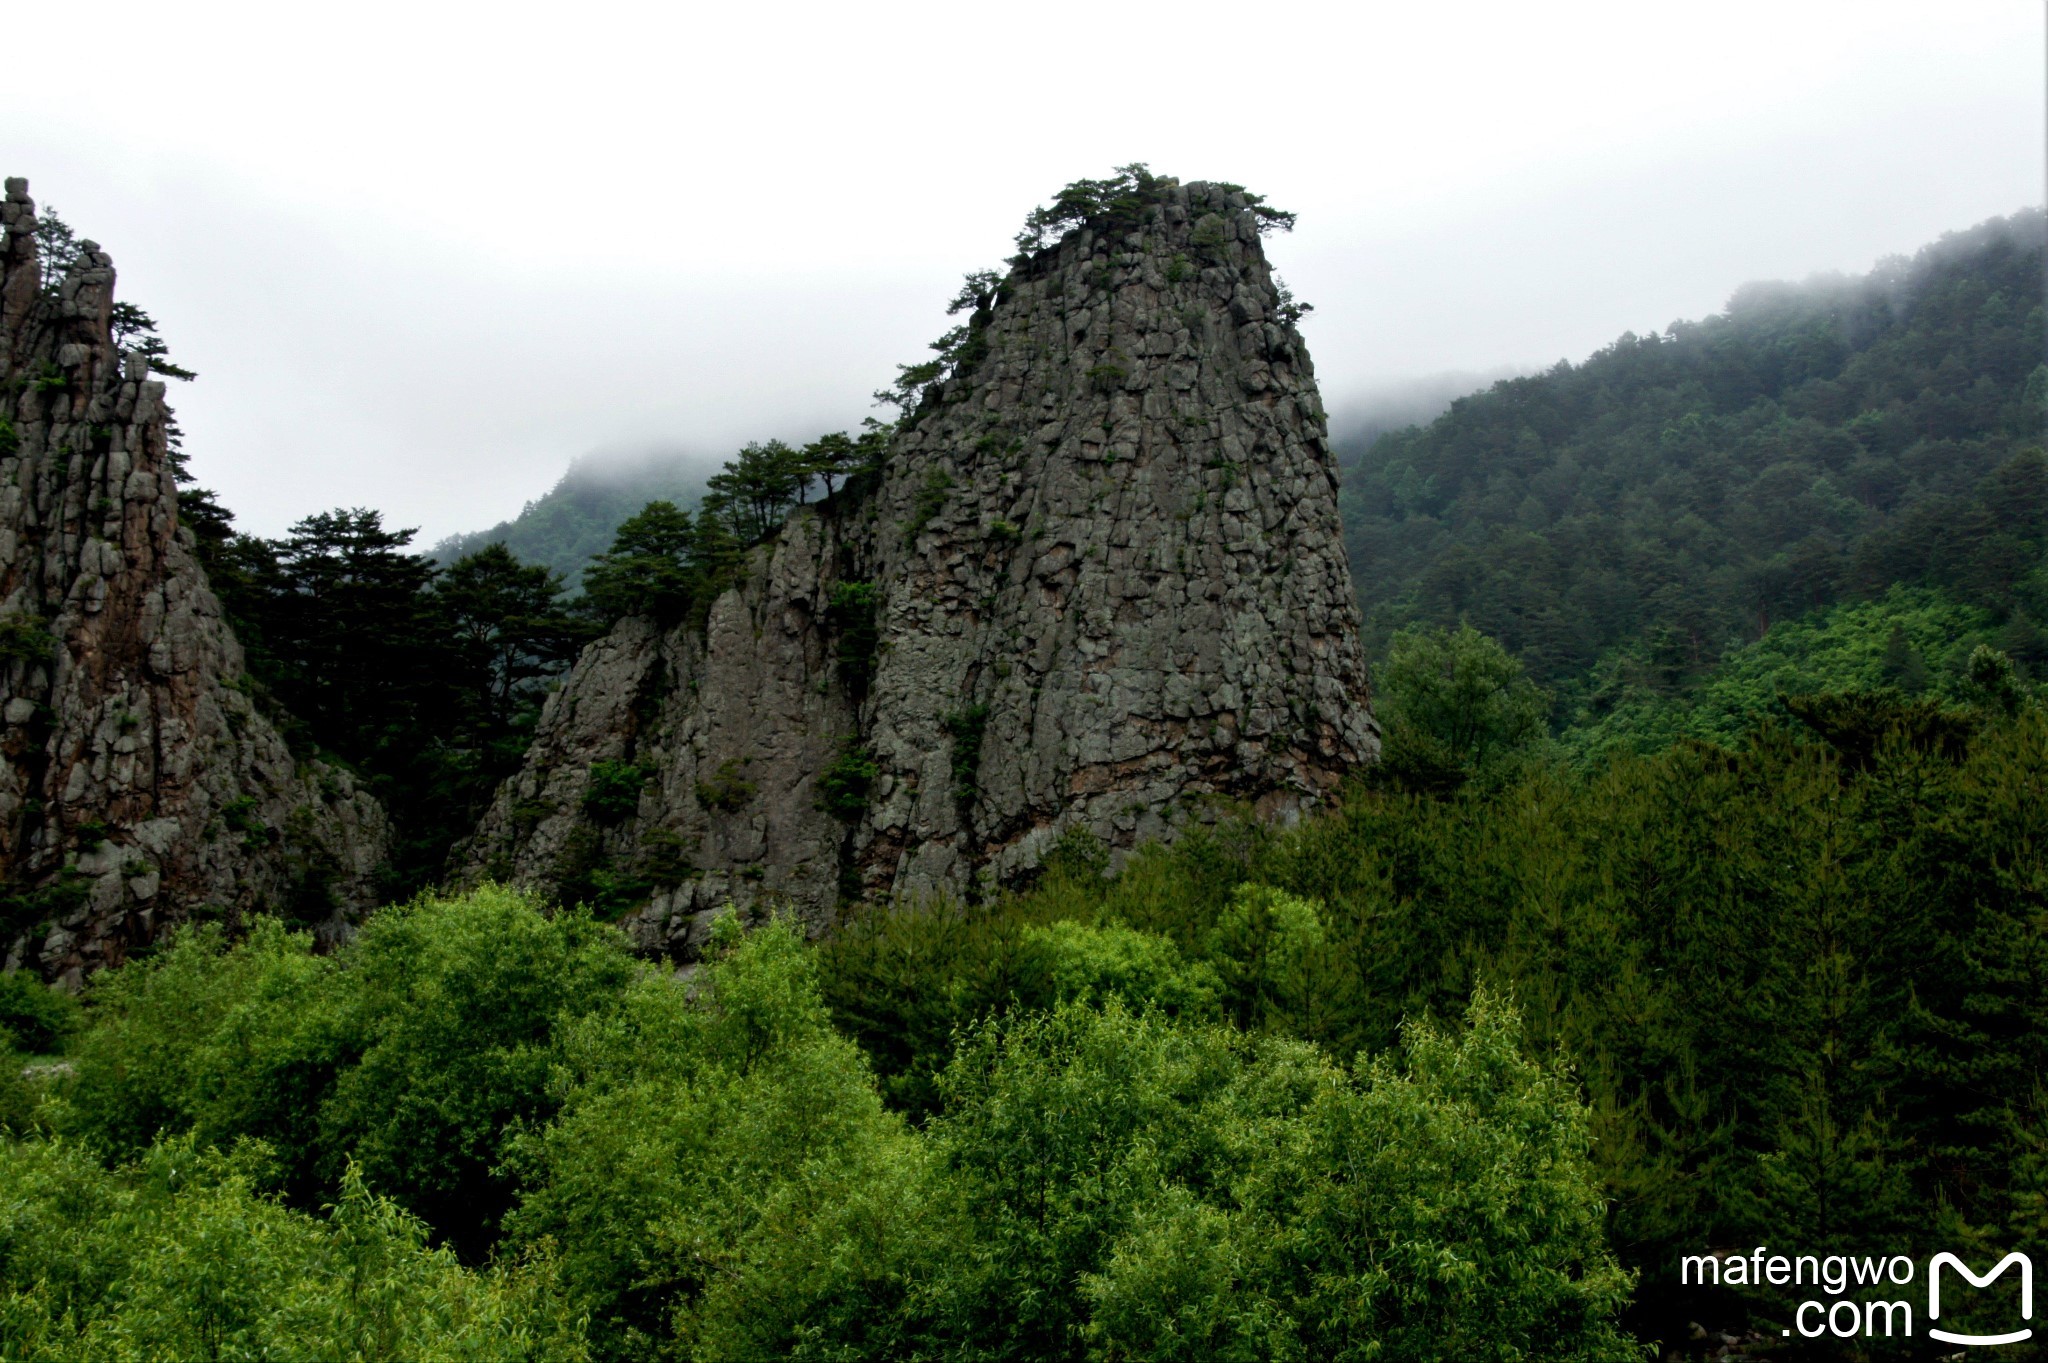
[[426, 441, 716, 589], [1342, 203, 2047, 731], [436, 210, 2042, 605], [436, 379, 1526, 594], [1329, 366, 1532, 461]]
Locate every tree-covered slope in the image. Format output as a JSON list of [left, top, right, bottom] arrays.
[[427, 445, 711, 591], [1341, 208, 2048, 708]]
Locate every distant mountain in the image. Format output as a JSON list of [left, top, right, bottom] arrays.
[[1342, 207, 2048, 717], [429, 444, 713, 590], [1329, 367, 1528, 462]]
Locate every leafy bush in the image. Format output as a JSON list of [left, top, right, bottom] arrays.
[[0, 614, 56, 666], [507, 918, 946, 1360], [66, 921, 331, 1167], [824, 580, 879, 696], [1006, 918, 1215, 1019], [579, 760, 648, 824], [814, 740, 877, 822], [693, 757, 755, 813], [941, 703, 989, 807], [0, 970, 79, 1055], [0, 1136, 587, 1361], [0, 1041, 40, 1136], [63, 889, 633, 1254], [1373, 621, 1549, 790], [1562, 585, 2002, 760], [902, 469, 953, 545], [930, 991, 1636, 1361], [317, 888, 633, 1253]]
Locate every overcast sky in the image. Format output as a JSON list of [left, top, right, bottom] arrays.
[[4, 1, 2042, 543]]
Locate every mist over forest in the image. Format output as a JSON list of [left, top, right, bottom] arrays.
[[428, 443, 718, 590]]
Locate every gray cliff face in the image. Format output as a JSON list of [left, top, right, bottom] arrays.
[[0, 179, 387, 984], [465, 510, 859, 950], [465, 179, 1376, 948]]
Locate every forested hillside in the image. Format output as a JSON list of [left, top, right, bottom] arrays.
[[428, 446, 711, 590], [1341, 208, 2048, 729]]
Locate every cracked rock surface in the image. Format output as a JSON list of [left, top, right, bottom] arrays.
[[0, 178, 387, 984], [464, 180, 1377, 950]]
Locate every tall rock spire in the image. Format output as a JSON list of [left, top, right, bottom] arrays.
[[0, 179, 387, 983], [464, 173, 1376, 949]]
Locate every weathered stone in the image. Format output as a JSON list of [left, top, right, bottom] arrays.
[[0, 180, 387, 980], [463, 178, 1376, 949]]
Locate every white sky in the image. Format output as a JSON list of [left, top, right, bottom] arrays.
[[4, 0, 2042, 542]]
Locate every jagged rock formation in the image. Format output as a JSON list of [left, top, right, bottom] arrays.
[[465, 176, 1376, 950], [0, 179, 387, 984]]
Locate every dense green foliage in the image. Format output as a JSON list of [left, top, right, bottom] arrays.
[[0, 971, 77, 1057], [1370, 622, 1551, 790], [578, 500, 740, 627], [577, 427, 888, 631], [200, 512, 588, 895], [39, 696, 2042, 1357], [60, 889, 629, 1255], [4, 891, 1635, 1361], [0, 1138, 584, 1361], [1560, 583, 2015, 759], [821, 691, 2048, 1351], [1342, 208, 2048, 717]]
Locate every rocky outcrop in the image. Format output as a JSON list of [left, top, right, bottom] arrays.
[[0, 179, 387, 985], [464, 176, 1376, 949], [465, 511, 860, 952]]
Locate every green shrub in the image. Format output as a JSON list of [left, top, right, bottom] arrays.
[[1013, 919, 1219, 1018], [0, 614, 55, 666], [694, 757, 755, 813], [825, 580, 879, 696], [0, 1041, 41, 1136], [1373, 621, 1550, 791], [941, 704, 989, 808], [1202, 884, 1330, 1031], [64, 888, 633, 1254], [0, 1136, 588, 1361], [579, 760, 648, 824], [638, 827, 695, 886], [318, 887, 633, 1254], [929, 990, 1637, 1361], [0, 868, 91, 942], [66, 921, 322, 1165], [901, 469, 953, 544], [508, 918, 947, 1361], [0, 969, 80, 1055], [815, 740, 877, 822], [1084, 360, 1129, 393]]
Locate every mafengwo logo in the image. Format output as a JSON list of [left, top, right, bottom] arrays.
[[1681, 1247, 2033, 1345]]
